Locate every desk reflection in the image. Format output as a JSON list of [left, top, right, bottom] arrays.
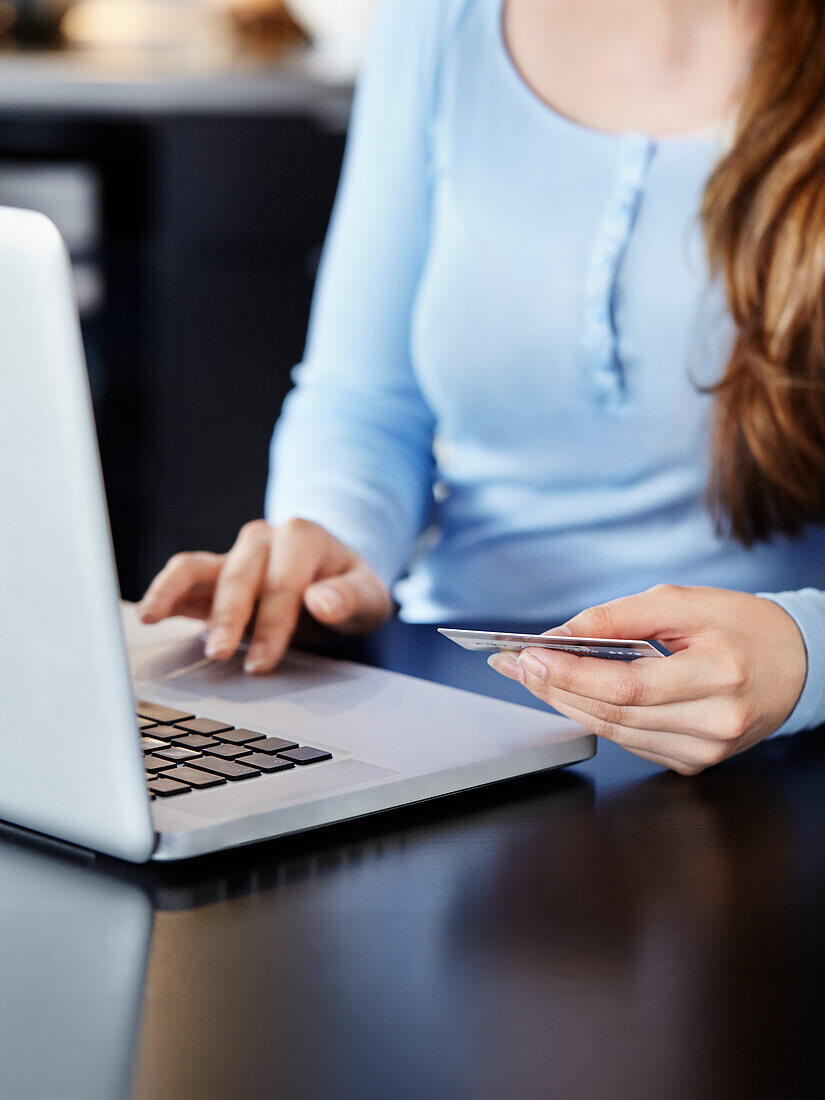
[[0, 837, 151, 1100], [449, 770, 802, 1100], [1, 739, 823, 1100]]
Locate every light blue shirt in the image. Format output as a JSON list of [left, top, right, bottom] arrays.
[[266, 0, 825, 734]]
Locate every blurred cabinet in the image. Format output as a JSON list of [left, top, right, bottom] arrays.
[[0, 79, 348, 598]]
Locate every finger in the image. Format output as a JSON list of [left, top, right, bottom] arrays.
[[490, 651, 730, 748], [546, 694, 725, 773], [165, 592, 215, 621], [558, 584, 717, 645], [539, 683, 749, 742], [511, 645, 713, 707], [206, 527, 270, 659], [243, 527, 320, 673], [489, 650, 743, 739], [244, 585, 303, 674], [138, 553, 223, 623], [161, 579, 218, 621], [303, 563, 391, 633]]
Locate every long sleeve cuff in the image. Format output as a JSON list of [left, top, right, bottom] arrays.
[[757, 588, 825, 735]]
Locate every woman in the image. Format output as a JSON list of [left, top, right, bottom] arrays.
[[138, 0, 825, 774]]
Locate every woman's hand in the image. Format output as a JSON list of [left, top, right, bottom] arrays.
[[137, 519, 392, 674], [488, 584, 807, 774]]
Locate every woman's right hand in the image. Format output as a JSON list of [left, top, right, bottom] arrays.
[[137, 518, 392, 674]]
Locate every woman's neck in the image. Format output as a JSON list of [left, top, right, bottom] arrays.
[[503, 0, 765, 138]]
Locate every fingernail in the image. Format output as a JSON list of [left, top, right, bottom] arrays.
[[518, 652, 547, 681], [244, 646, 268, 674], [488, 652, 522, 679], [206, 628, 231, 659], [309, 584, 344, 616]]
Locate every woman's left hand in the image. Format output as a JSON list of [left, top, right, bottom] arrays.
[[488, 584, 808, 774]]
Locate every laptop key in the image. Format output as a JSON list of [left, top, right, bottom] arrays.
[[148, 777, 191, 798], [212, 728, 266, 746], [144, 755, 176, 773], [138, 717, 159, 730], [189, 756, 260, 780], [238, 753, 294, 773], [172, 717, 234, 736], [141, 736, 168, 752], [156, 745, 202, 763], [278, 746, 333, 765], [170, 733, 219, 750], [144, 726, 175, 741], [251, 736, 299, 755], [136, 702, 194, 724], [164, 766, 226, 789], [202, 742, 247, 759]]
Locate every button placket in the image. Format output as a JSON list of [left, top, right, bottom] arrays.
[[580, 134, 655, 413]]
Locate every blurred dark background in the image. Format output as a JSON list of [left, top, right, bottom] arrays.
[[0, 1, 366, 598]]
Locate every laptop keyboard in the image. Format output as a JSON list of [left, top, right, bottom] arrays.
[[136, 701, 332, 800]]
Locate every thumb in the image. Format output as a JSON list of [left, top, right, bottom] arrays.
[[303, 562, 392, 633], [559, 584, 703, 642]]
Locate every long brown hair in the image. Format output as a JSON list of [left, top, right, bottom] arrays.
[[702, 0, 825, 543]]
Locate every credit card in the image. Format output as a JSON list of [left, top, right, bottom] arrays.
[[437, 628, 664, 661]]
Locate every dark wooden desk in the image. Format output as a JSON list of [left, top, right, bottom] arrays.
[[1, 619, 823, 1099]]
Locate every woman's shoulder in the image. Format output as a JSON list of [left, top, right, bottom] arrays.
[[373, 0, 479, 53], [365, 0, 481, 111]]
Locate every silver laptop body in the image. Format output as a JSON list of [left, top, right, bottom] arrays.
[[0, 206, 595, 862]]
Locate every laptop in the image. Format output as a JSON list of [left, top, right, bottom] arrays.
[[0, 205, 595, 862]]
